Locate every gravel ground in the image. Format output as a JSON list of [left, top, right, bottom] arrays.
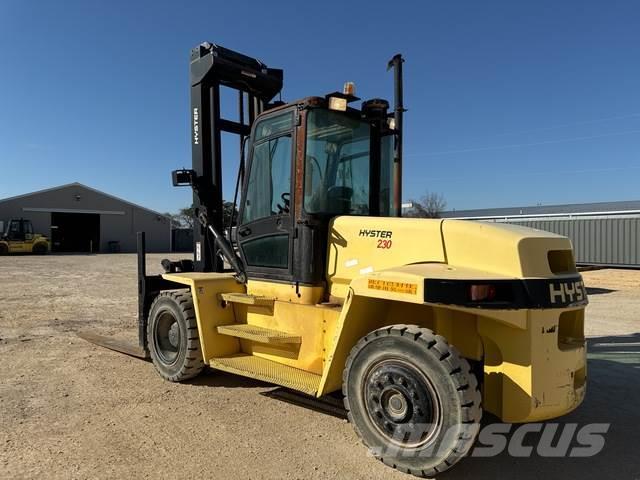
[[0, 254, 638, 479]]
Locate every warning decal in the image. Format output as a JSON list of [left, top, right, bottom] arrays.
[[367, 279, 418, 295]]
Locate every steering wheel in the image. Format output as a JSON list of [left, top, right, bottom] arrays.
[[276, 192, 291, 214]]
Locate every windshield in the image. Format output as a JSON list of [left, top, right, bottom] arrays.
[[304, 109, 371, 215]]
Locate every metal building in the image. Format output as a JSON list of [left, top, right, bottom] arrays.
[[442, 200, 640, 267], [0, 183, 171, 253]]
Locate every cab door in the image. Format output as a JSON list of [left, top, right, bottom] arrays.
[[237, 109, 295, 281], [6, 220, 25, 253]]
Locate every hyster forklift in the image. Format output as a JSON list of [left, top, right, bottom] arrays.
[[83, 43, 588, 476], [0, 218, 49, 254]]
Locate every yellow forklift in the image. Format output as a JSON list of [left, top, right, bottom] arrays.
[[0, 218, 49, 254], [82, 43, 587, 476]]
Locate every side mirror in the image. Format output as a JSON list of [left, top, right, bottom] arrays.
[[172, 169, 196, 187]]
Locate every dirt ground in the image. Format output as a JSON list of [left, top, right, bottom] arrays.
[[1, 254, 639, 479]]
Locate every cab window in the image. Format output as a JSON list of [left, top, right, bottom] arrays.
[[8, 220, 22, 241], [304, 109, 371, 215], [242, 113, 293, 224]]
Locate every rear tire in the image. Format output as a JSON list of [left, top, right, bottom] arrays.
[[343, 325, 481, 477], [147, 289, 204, 382], [0, 243, 7, 255], [32, 243, 47, 254]]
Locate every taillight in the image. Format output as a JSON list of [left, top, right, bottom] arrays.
[[470, 284, 496, 302]]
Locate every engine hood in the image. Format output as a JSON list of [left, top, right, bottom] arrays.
[[441, 220, 574, 277], [327, 216, 576, 299]]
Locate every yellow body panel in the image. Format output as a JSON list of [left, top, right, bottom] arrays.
[[327, 216, 445, 300], [162, 217, 586, 423], [479, 307, 586, 422], [1, 235, 49, 254], [239, 280, 341, 375], [317, 286, 585, 421], [164, 273, 341, 377], [240, 301, 340, 375], [161, 272, 244, 361], [442, 220, 575, 277]]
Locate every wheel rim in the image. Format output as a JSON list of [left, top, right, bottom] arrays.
[[363, 358, 442, 448], [153, 310, 181, 365]]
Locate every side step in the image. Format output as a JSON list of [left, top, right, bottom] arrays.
[[216, 324, 301, 344], [209, 354, 321, 395], [219, 292, 274, 307]]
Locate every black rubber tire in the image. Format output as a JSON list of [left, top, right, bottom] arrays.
[[147, 289, 204, 382], [343, 324, 482, 477], [32, 243, 47, 254], [0, 243, 8, 255]]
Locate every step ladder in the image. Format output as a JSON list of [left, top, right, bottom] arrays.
[[216, 324, 301, 345], [219, 292, 274, 307], [213, 295, 321, 395], [209, 354, 321, 395]]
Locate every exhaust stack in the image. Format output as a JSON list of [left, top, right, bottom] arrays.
[[387, 54, 405, 217]]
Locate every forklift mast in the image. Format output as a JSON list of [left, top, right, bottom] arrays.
[[187, 42, 283, 272]]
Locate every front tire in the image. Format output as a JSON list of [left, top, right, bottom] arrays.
[[0, 243, 8, 255], [147, 289, 204, 382], [343, 325, 481, 477]]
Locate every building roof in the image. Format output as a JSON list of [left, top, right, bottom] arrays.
[[441, 199, 640, 219], [0, 182, 169, 219]]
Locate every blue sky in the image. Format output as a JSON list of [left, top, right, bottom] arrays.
[[1, 0, 639, 214]]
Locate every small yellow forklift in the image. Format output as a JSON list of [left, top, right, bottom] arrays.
[[0, 218, 49, 254], [83, 43, 587, 476]]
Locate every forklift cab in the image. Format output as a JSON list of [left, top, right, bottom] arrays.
[[236, 99, 398, 285], [4, 218, 34, 242]]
